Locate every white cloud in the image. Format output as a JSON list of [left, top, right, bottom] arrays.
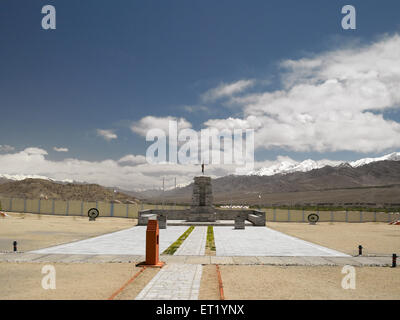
[[131, 116, 192, 137], [203, 34, 400, 153], [201, 79, 255, 102], [24, 147, 48, 155], [0, 145, 15, 152], [0, 147, 243, 190], [118, 154, 147, 165], [97, 129, 118, 141], [53, 147, 69, 152], [183, 105, 210, 113]]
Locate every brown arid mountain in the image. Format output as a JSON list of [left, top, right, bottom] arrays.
[[0, 160, 399, 206], [143, 160, 400, 206], [0, 178, 139, 203]]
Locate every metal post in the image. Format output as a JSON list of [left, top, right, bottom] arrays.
[[287, 208, 290, 222], [345, 209, 348, 222], [38, 199, 41, 214], [302, 208, 305, 222], [374, 210, 377, 222], [110, 202, 114, 217], [360, 210, 363, 222], [273, 208, 276, 222], [162, 177, 165, 210], [331, 210, 334, 222], [66, 200, 69, 216]]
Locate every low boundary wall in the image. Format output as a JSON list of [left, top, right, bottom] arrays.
[[0, 197, 186, 219], [1, 197, 398, 223]]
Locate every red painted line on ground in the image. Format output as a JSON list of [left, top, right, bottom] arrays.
[[216, 264, 225, 300], [108, 266, 147, 300]]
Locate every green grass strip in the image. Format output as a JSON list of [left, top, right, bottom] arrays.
[[162, 226, 195, 255], [206, 226, 216, 252]]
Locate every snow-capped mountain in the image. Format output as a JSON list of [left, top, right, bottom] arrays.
[[249, 152, 400, 176], [349, 152, 400, 167], [0, 173, 74, 184]]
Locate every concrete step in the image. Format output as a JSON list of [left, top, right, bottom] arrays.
[[167, 219, 253, 226]]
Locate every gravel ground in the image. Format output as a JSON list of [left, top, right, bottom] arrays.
[[267, 222, 400, 256]]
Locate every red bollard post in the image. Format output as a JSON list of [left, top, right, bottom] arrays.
[[137, 219, 164, 268]]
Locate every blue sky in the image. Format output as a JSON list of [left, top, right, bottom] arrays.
[[1, 1, 400, 189]]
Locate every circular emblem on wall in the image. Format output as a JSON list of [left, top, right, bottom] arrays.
[[88, 208, 99, 219], [307, 213, 319, 223]]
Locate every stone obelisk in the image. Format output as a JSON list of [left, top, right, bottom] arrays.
[[188, 175, 216, 222]]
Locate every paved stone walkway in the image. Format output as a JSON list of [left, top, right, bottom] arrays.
[[175, 226, 206, 256], [30, 226, 187, 255], [135, 264, 202, 300], [213, 226, 349, 257]]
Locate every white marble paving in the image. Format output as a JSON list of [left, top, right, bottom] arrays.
[[175, 226, 207, 256], [135, 264, 202, 300], [214, 226, 349, 257], [31, 226, 187, 255]]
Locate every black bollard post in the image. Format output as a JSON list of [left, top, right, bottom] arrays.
[[392, 254, 397, 268], [358, 245, 363, 256], [13, 241, 17, 252]]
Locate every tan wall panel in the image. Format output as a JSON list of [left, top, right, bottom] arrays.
[[12, 198, 25, 213], [128, 204, 138, 218], [333, 211, 346, 221], [0, 197, 11, 211], [362, 211, 375, 222], [68, 200, 83, 216], [274, 209, 288, 222], [289, 210, 304, 222], [40, 200, 54, 214], [54, 200, 67, 215], [97, 202, 111, 217], [25, 199, 38, 213], [347, 211, 361, 222], [113, 203, 127, 217]]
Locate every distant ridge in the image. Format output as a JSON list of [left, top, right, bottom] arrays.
[[249, 152, 400, 176], [145, 160, 400, 205], [0, 178, 139, 203]]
